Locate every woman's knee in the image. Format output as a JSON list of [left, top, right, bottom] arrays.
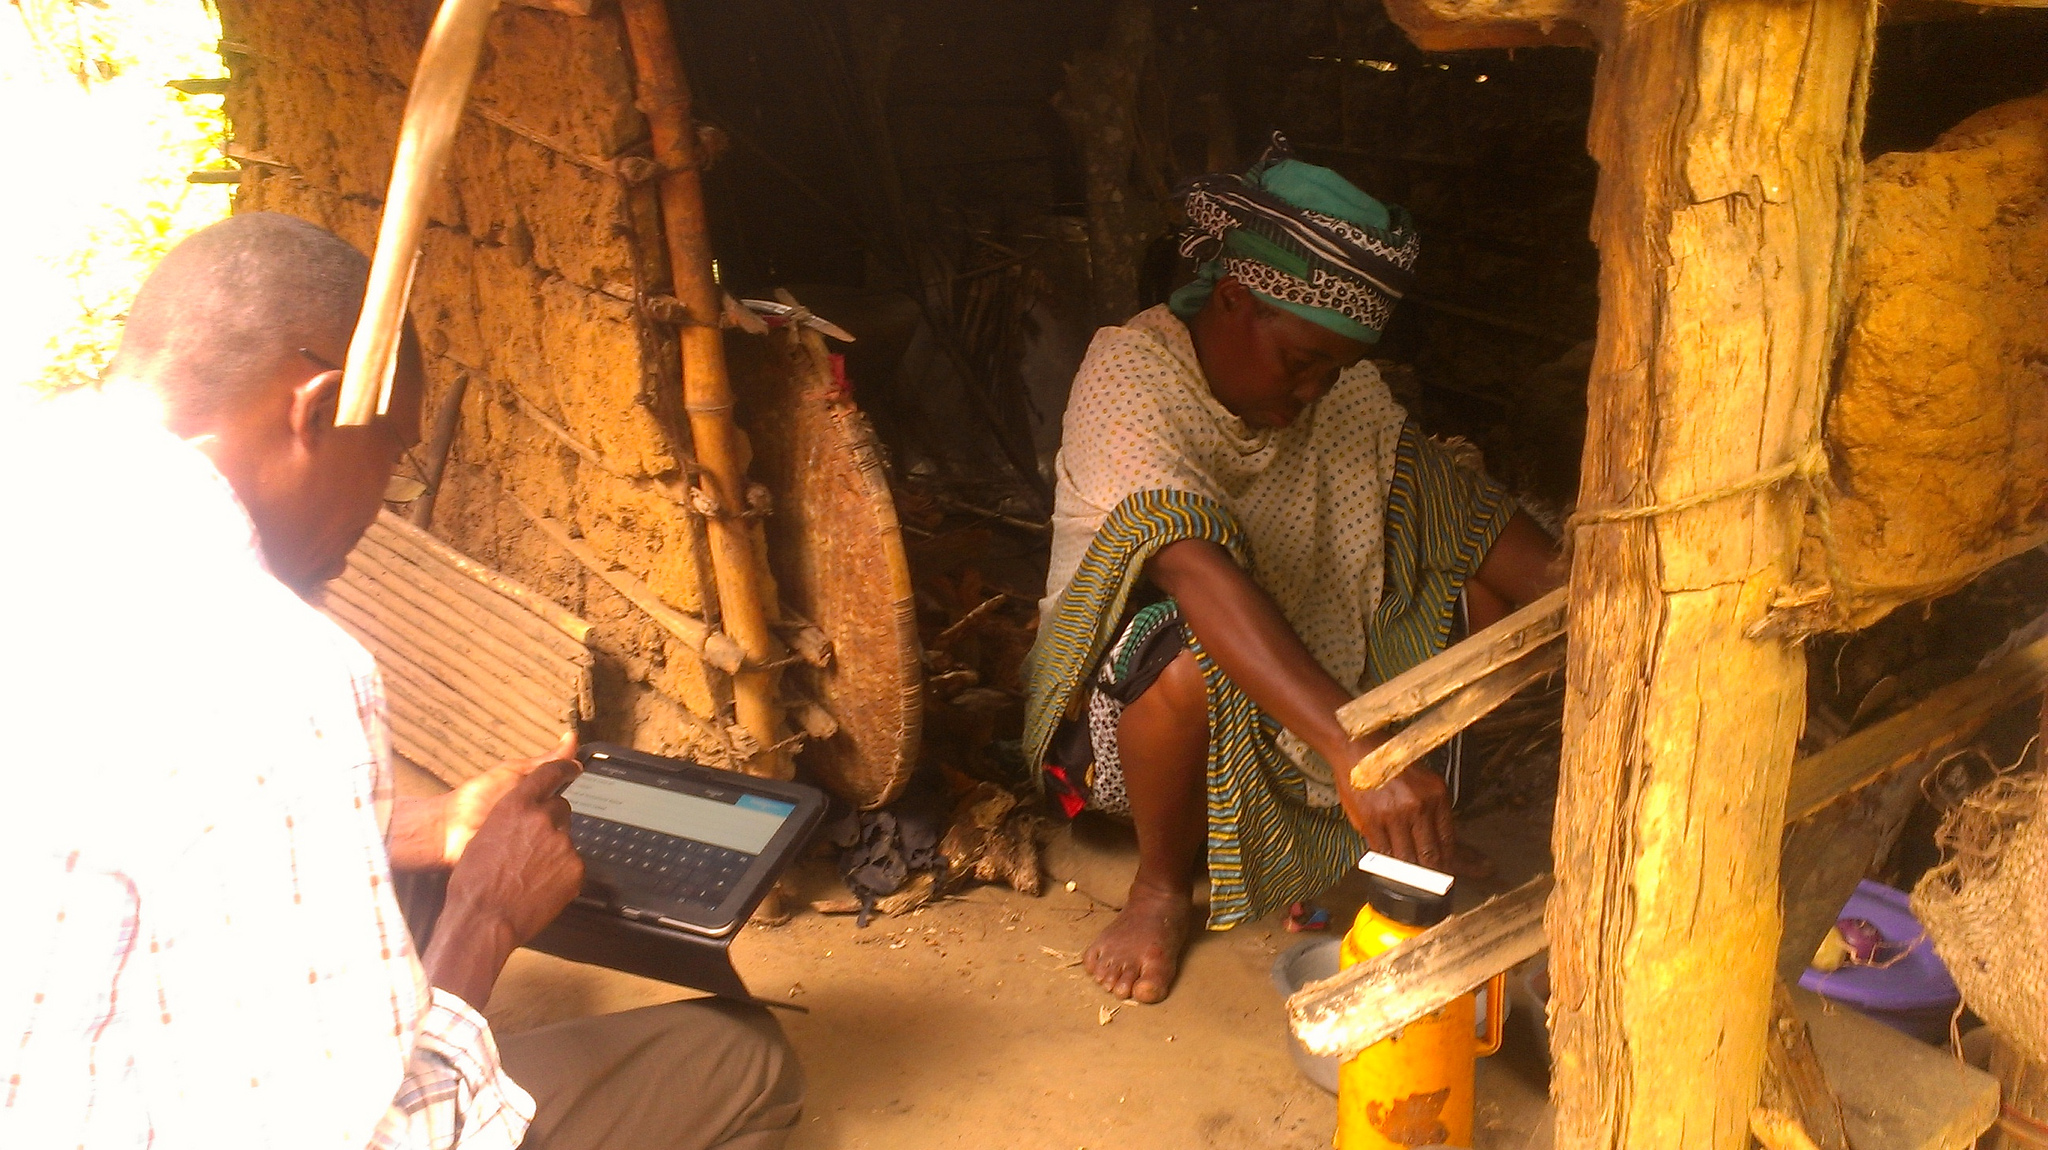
[[1123, 648, 1206, 734]]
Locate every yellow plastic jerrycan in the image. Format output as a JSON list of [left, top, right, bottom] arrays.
[[1335, 852, 1504, 1150]]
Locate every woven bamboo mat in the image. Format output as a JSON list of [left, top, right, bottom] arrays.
[[317, 510, 596, 785]]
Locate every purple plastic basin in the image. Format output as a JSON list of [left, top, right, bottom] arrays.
[[1798, 879, 1961, 1044]]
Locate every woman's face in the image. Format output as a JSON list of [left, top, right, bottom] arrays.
[[1192, 276, 1370, 429]]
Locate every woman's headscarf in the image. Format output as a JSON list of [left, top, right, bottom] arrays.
[[1167, 133, 1420, 345]]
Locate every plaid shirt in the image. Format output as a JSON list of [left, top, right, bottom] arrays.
[[0, 391, 532, 1150]]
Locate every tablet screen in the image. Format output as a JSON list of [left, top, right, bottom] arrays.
[[564, 771, 796, 855]]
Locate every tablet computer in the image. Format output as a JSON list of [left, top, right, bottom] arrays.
[[562, 742, 827, 940]]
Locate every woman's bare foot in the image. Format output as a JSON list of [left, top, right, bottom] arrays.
[[1084, 880, 1195, 1003]]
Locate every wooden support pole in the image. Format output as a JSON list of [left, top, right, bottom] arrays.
[[617, 0, 791, 778], [1547, 3, 1876, 1146]]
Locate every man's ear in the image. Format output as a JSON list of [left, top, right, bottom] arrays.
[[286, 369, 344, 449]]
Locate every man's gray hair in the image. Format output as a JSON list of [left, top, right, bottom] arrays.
[[105, 212, 370, 425]]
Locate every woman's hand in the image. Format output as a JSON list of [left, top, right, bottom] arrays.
[[1333, 756, 1455, 870]]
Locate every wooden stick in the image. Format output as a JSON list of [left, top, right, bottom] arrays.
[[1348, 642, 1565, 792], [772, 615, 833, 668], [1288, 875, 1552, 1058], [1339, 586, 1568, 739], [408, 374, 469, 530], [618, 0, 791, 778], [510, 499, 749, 674], [338, 0, 500, 425], [789, 699, 840, 740]]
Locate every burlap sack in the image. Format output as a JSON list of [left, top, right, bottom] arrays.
[[1912, 766, 2048, 1062]]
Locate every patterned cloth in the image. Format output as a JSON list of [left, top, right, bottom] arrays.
[[1026, 312, 1515, 928], [0, 391, 532, 1150], [1169, 133, 1420, 344]]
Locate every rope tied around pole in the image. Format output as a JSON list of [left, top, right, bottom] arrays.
[[1564, 442, 1830, 537], [687, 481, 775, 522]]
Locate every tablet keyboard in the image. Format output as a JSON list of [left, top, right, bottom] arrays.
[[569, 813, 750, 907]]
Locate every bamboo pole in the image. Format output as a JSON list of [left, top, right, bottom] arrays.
[[1546, 3, 1877, 1147], [617, 0, 790, 778], [338, 0, 500, 426]]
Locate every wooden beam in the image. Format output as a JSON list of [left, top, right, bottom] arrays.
[[1546, 1, 1877, 1145], [1339, 586, 1568, 740], [1382, 0, 1597, 50], [1288, 875, 1551, 1059], [1787, 633, 2048, 821], [1348, 642, 1566, 792]]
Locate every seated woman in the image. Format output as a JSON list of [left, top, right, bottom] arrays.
[[1022, 137, 1562, 1005]]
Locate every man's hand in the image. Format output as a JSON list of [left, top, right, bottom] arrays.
[[441, 731, 579, 866], [1335, 761, 1455, 870], [385, 731, 578, 871], [424, 757, 586, 1008]]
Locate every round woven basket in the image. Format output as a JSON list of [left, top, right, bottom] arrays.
[[733, 327, 921, 810]]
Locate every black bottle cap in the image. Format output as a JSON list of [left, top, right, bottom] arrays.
[[1359, 853, 1455, 928]]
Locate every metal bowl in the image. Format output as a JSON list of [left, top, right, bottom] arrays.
[[1270, 938, 1344, 1093]]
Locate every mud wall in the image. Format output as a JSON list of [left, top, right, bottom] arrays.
[[1810, 91, 2048, 631], [216, 0, 740, 763]]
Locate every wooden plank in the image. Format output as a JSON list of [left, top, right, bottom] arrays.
[[1759, 981, 1852, 1150], [1338, 586, 1568, 739], [1348, 642, 1566, 792], [1794, 986, 1998, 1150], [1287, 875, 1552, 1058], [1786, 632, 2048, 821], [1381, 0, 1596, 50], [1778, 633, 2048, 977]]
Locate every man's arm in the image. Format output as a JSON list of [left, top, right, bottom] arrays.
[[366, 758, 583, 1150], [419, 758, 585, 1008], [1147, 540, 1456, 866]]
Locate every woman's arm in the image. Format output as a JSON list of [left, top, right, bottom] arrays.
[[1474, 511, 1566, 609], [1146, 539, 1455, 866]]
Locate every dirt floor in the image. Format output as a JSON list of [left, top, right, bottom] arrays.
[[480, 801, 1557, 1150]]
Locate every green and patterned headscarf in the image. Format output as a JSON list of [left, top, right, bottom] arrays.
[[1167, 133, 1420, 344]]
